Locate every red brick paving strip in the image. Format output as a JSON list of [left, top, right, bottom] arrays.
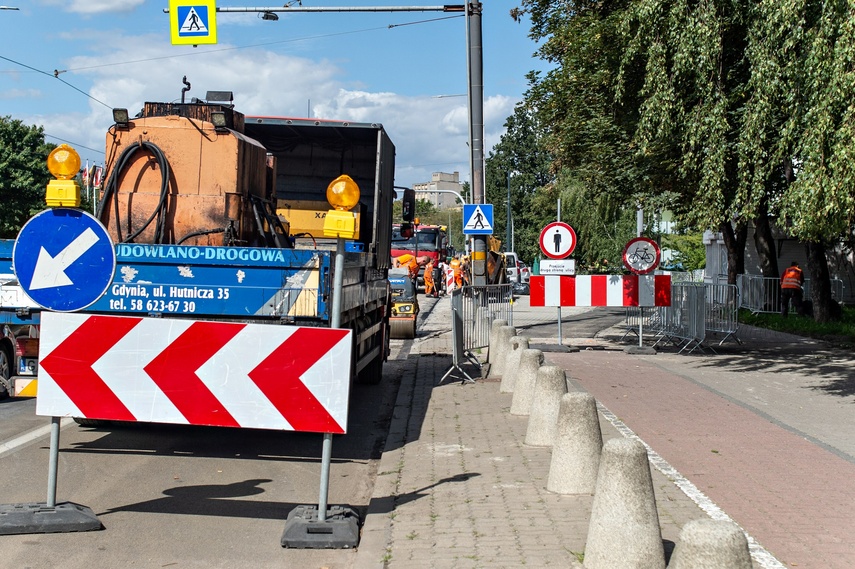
[[546, 350, 855, 569]]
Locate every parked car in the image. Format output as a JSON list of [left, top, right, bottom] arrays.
[[504, 251, 521, 283]]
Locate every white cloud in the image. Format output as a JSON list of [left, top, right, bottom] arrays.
[[0, 88, 43, 101]]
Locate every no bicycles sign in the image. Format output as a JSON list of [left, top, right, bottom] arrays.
[[622, 237, 661, 274]]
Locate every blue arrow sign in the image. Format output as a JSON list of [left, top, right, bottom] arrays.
[[13, 208, 116, 312]]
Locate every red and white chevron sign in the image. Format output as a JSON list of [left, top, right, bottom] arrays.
[[530, 274, 672, 307], [36, 312, 353, 434]]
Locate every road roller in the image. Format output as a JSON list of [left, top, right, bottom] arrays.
[[389, 268, 419, 339]]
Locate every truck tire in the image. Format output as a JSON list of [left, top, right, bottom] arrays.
[[0, 346, 11, 400]]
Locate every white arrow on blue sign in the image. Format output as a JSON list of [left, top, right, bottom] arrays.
[[13, 208, 116, 312]]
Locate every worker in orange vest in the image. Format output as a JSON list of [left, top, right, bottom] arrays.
[[395, 254, 420, 280], [424, 258, 437, 297], [780, 261, 805, 317], [450, 257, 463, 289]]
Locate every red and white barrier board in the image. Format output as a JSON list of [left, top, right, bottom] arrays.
[[530, 274, 671, 307], [36, 312, 353, 434]]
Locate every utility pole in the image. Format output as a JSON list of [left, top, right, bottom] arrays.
[[466, 2, 488, 285], [506, 171, 512, 251]]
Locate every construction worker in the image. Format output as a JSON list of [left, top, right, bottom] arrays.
[[424, 258, 437, 297], [395, 253, 419, 280], [450, 256, 463, 289], [433, 258, 445, 296], [461, 255, 471, 286], [780, 260, 805, 317]]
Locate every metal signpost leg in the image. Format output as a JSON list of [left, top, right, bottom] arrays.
[[47, 416, 60, 507], [639, 307, 644, 348], [318, 433, 333, 522], [317, 235, 345, 523]]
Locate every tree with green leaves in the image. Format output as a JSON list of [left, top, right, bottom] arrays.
[[617, 0, 756, 285], [737, 0, 855, 321], [511, 1, 674, 269], [0, 117, 54, 238]]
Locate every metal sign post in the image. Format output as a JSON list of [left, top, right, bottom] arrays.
[[539, 201, 578, 345], [622, 237, 662, 348]]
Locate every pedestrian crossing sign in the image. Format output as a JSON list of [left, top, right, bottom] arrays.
[[170, 0, 217, 45], [462, 204, 494, 235]]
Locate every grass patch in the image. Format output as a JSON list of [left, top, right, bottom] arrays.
[[739, 307, 855, 344]]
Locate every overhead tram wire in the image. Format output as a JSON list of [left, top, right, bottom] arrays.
[[388, 14, 462, 28], [0, 55, 112, 110], [43, 134, 103, 156]]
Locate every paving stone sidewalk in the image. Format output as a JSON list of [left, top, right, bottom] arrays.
[[354, 298, 720, 569]]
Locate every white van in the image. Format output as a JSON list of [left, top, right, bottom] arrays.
[[504, 252, 521, 283]]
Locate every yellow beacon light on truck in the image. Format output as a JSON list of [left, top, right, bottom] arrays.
[[45, 144, 82, 207], [323, 174, 360, 239]]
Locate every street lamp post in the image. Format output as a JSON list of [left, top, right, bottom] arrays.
[[506, 171, 512, 251]]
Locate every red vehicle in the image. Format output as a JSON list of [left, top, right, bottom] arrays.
[[391, 224, 449, 289]]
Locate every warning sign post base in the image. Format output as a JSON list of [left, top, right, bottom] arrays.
[[0, 501, 102, 535], [281, 504, 359, 549]]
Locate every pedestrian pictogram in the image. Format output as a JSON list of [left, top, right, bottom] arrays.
[[36, 312, 353, 433], [462, 204, 494, 235], [538, 221, 577, 259], [180, 7, 207, 34], [622, 237, 661, 274], [170, 0, 217, 45], [13, 208, 116, 312]]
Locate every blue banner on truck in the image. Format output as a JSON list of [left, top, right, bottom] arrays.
[[87, 244, 332, 319]]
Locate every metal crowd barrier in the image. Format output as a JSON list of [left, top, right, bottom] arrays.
[[459, 284, 514, 351], [703, 283, 740, 345], [654, 283, 706, 352], [624, 281, 740, 353], [737, 274, 844, 314]]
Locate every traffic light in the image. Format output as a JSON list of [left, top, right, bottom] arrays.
[[402, 188, 416, 222]]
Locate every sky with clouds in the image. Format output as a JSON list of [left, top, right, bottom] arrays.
[[1, 1, 546, 189]]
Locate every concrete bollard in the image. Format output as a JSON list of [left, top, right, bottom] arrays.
[[524, 366, 567, 447], [547, 392, 603, 494], [667, 519, 752, 569], [487, 319, 508, 364], [584, 438, 665, 569], [500, 336, 529, 393], [488, 325, 516, 379], [509, 349, 543, 416]]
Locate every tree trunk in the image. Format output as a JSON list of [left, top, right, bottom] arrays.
[[753, 208, 778, 278], [805, 241, 841, 323], [720, 220, 747, 285], [753, 202, 779, 311]]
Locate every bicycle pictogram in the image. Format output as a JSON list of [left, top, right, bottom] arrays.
[[622, 237, 661, 275], [628, 246, 655, 265]]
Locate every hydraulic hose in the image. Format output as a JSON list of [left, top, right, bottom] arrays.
[[97, 141, 171, 244]]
